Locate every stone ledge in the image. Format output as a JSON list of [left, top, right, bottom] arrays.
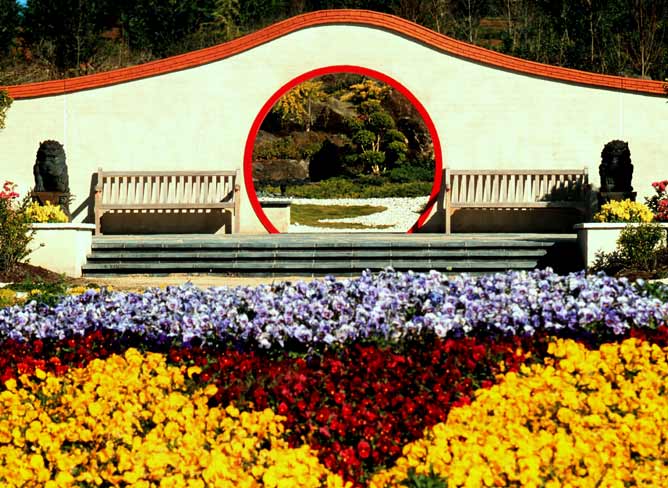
[[28, 223, 96, 277], [31, 223, 96, 231], [574, 222, 668, 269]]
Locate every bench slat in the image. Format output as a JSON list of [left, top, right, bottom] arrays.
[[454, 202, 586, 209], [101, 203, 236, 210], [95, 169, 241, 235], [445, 168, 590, 234], [448, 169, 587, 176], [100, 170, 238, 177]]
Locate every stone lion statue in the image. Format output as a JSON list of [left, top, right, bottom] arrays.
[[33, 140, 69, 193], [599, 140, 633, 193]]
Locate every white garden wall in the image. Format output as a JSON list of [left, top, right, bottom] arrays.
[[1, 10, 666, 234]]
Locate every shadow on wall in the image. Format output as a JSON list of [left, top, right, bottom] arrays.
[[417, 207, 584, 233], [414, 175, 586, 233], [100, 211, 232, 235], [75, 173, 233, 234], [450, 208, 584, 233]]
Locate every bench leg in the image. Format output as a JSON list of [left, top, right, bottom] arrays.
[[234, 211, 240, 234], [232, 184, 241, 234], [94, 209, 102, 235]]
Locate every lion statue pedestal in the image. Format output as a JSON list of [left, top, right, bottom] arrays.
[[597, 140, 636, 206], [30, 140, 71, 219]]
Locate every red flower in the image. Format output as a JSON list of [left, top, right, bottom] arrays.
[[357, 440, 371, 459]]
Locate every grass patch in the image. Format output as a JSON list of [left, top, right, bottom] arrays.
[[291, 204, 392, 230]]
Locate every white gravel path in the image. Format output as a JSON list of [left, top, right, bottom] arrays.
[[263, 196, 430, 232]]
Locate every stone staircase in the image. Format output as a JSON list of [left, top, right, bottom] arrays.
[[82, 233, 582, 277]]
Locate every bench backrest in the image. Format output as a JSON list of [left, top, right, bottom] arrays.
[[445, 169, 589, 205], [96, 170, 239, 207]]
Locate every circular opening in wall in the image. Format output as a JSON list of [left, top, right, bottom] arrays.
[[243, 66, 442, 234]]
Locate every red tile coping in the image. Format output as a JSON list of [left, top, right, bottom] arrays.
[[2, 9, 667, 99]]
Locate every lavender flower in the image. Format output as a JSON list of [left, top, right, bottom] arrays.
[[0, 269, 666, 350]]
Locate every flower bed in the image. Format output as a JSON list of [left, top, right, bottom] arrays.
[[1, 269, 668, 486]]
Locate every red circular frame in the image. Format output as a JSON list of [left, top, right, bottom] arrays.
[[243, 65, 443, 234]]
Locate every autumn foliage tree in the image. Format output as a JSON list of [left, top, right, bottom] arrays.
[[272, 80, 326, 132]]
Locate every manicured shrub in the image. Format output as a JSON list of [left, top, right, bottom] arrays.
[[388, 164, 433, 183], [592, 223, 667, 276], [616, 223, 666, 272], [254, 136, 301, 160]]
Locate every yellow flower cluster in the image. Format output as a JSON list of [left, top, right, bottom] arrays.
[[0, 288, 17, 308], [593, 199, 654, 223], [372, 337, 668, 488], [0, 349, 348, 488], [26, 201, 68, 223]]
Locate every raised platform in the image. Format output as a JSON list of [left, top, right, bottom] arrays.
[[82, 233, 582, 277]]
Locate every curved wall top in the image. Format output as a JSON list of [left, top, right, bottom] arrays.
[[4, 9, 666, 99]]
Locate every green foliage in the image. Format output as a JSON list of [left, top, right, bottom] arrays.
[[7, 276, 69, 306], [345, 117, 364, 132], [617, 223, 666, 272], [352, 129, 375, 150], [237, 0, 288, 30], [254, 137, 300, 160], [399, 467, 448, 488], [0, 0, 20, 55], [344, 89, 407, 176], [635, 279, 668, 302], [367, 110, 395, 133], [4, 0, 668, 84], [254, 135, 323, 161], [358, 150, 386, 175], [591, 223, 667, 275], [264, 177, 432, 199], [0, 89, 12, 129], [198, 0, 241, 43], [590, 249, 628, 277], [119, 0, 227, 58], [388, 164, 433, 183], [385, 129, 407, 144], [22, 0, 109, 72], [386, 140, 409, 165], [0, 192, 34, 275]]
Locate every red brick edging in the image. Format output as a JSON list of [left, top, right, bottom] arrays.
[[3, 9, 666, 99]]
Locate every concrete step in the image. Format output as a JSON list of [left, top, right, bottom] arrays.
[[84, 248, 548, 260], [83, 233, 580, 277], [82, 259, 543, 275]]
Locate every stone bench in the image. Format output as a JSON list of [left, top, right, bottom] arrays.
[[94, 169, 240, 235], [444, 169, 590, 234]]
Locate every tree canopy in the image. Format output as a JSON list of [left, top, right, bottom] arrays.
[[1, 0, 667, 82]]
